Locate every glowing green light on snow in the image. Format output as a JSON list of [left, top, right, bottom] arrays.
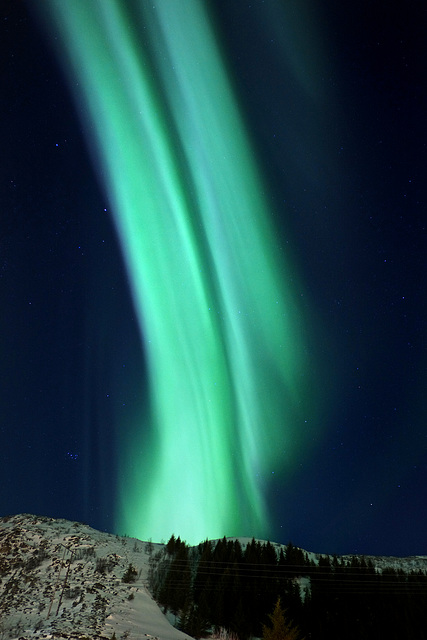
[[40, 0, 312, 543]]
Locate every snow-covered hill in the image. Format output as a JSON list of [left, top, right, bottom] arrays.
[[0, 514, 194, 640], [1, 514, 426, 640]]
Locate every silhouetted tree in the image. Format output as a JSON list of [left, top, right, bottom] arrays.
[[263, 596, 304, 640]]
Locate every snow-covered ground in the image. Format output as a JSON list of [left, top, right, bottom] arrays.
[[0, 514, 195, 640]]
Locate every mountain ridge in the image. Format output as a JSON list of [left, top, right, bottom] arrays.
[[1, 513, 426, 640]]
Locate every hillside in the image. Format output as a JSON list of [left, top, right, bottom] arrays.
[[0, 514, 194, 640], [1, 514, 426, 640]]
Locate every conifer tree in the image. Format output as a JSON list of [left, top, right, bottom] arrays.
[[122, 563, 138, 583], [262, 596, 304, 640]]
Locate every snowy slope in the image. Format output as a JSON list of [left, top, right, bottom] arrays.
[[0, 514, 195, 640]]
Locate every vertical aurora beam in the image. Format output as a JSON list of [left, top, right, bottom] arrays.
[[40, 0, 311, 543]]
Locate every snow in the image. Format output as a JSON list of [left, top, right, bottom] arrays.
[[0, 514, 195, 640]]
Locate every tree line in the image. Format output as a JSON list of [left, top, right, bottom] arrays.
[[148, 535, 427, 639]]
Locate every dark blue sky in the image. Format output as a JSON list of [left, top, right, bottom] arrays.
[[1, 0, 426, 556]]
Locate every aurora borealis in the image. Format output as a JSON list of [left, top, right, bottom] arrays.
[[36, 0, 313, 543], [2, 0, 426, 556]]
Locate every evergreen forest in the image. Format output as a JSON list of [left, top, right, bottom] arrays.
[[148, 536, 427, 640]]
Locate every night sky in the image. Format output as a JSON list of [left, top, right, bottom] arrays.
[[2, 0, 426, 557]]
